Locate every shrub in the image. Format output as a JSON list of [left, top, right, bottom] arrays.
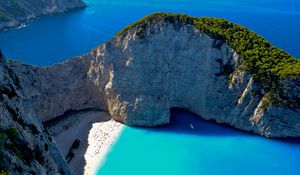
[[116, 13, 300, 107], [4, 128, 17, 140], [0, 171, 10, 175]]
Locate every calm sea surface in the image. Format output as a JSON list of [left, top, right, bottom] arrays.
[[0, 0, 299, 174], [0, 0, 299, 66], [98, 109, 300, 175]]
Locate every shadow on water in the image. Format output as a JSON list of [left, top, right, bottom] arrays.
[[129, 108, 249, 137], [129, 108, 300, 144], [98, 108, 300, 175], [278, 137, 300, 145]]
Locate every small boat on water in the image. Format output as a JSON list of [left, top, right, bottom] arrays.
[[189, 123, 194, 129]]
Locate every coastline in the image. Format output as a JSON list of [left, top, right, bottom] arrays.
[[48, 110, 124, 175], [84, 119, 124, 175], [0, 5, 86, 31]]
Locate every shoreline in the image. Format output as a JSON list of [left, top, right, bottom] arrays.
[[48, 110, 124, 175], [0, 6, 87, 32], [84, 119, 124, 174]]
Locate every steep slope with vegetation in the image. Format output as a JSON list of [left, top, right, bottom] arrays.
[[1, 13, 300, 173], [0, 0, 86, 30], [4, 13, 300, 138], [117, 13, 300, 108]]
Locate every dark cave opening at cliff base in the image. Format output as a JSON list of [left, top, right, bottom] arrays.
[[129, 108, 244, 137], [136, 108, 300, 145], [99, 109, 300, 175]]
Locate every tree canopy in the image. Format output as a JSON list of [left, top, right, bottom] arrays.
[[116, 13, 300, 107]]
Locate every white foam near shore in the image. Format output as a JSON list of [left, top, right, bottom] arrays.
[[84, 119, 124, 175], [48, 110, 124, 175]]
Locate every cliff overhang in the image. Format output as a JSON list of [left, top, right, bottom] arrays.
[[2, 12, 300, 174], [6, 13, 300, 138]]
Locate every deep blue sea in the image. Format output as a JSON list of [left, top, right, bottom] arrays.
[[0, 0, 300, 66], [0, 0, 300, 175]]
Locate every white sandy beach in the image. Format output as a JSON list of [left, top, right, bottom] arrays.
[[48, 110, 124, 175]]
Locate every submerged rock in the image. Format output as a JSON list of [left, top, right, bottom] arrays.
[[1, 12, 300, 173]]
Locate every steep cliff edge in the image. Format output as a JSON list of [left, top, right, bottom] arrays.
[[1, 12, 300, 173], [0, 61, 71, 174], [0, 0, 86, 30], [6, 13, 300, 139], [103, 13, 300, 137]]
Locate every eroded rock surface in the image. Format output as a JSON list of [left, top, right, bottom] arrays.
[[7, 15, 300, 138], [2, 12, 300, 173], [99, 19, 300, 137], [0, 61, 71, 174]]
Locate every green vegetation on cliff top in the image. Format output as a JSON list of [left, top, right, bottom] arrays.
[[116, 13, 300, 106]]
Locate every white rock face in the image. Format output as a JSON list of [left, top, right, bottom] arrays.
[[9, 57, 106, 121], [6, 18, 300, 141], [106, 23, 239, 126], [99, 20, 300, 137], [0, 62, 71, 174], [2, 13, 300, 174]]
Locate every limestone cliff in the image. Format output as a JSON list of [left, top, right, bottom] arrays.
[[1, 13, 300, 173], [6, 13, 300, 139], [0, 61, 71, 174], [0, 0, 86, 30], [99, 14, 300, 137]]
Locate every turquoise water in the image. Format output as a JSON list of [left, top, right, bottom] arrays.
[[0, 1, 300, 174], [0, 0, 299, 66], [98, 109, 300, 175]]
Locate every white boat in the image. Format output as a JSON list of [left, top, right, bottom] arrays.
[[189, 123, 194, 129]]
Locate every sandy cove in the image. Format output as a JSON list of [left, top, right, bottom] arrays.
[[47, 110, 124, 175]]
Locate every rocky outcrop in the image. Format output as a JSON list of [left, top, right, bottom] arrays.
[[6, 13, 300, 139], [0, 0, 86, 30], [8, 58, 106, 122], [1, 12, 300, 173], [99, 18, 300, 137], [0, 61, 71, 174]]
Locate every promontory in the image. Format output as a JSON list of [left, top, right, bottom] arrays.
[[1, 13, 300, 174], [0, 0, 86, 30]]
